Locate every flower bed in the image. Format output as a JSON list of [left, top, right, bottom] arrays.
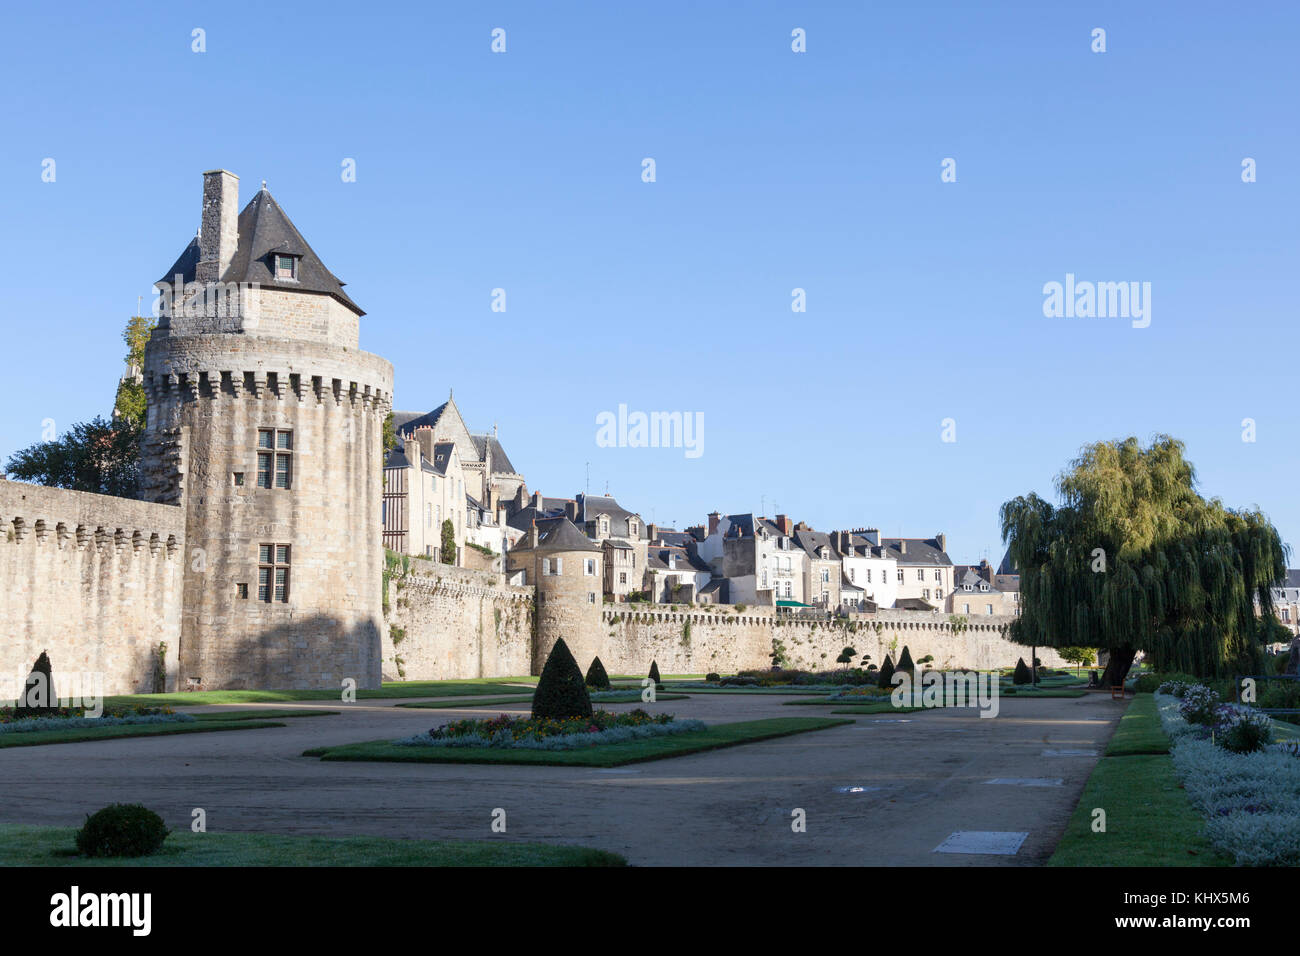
[[1155, 691, 1300, 865], [395, 709, 707, 751], [825, 685, 892, 701], [0, 706, 194, 736]]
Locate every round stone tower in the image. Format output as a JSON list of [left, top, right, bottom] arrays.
[[141, 170, 394, 690], [504, 517, 605, 674]]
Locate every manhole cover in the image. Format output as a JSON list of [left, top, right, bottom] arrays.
[[933, 831, 1028, 855]]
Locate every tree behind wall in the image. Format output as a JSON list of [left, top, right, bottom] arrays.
[[4, 416, 142, 499], [440, 519, 456, 564], [1000, 435, 1287, 687]]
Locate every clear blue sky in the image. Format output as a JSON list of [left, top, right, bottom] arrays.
[[1, 1, 1296, 567]]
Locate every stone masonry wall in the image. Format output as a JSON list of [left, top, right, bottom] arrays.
[[381, 562, 533, 680], [386, 571, 1064, 682], [0, 480, 184, 695]]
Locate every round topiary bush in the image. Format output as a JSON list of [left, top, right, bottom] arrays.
[[1013, 658, 1032, 685], [532, 638, 593, 720], [75, 804, 170, 858], [584, 656, 611, 690], [705, 672, 721, 683]]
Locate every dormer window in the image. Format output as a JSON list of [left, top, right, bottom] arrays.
[[274, 254, 298, 280]]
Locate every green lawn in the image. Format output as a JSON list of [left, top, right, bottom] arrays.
[[0, 825, 625, 867], [1104, 694, 1169, 756], [1048, 754, 1228, 866], [305, 717, 852, 767], [106, 679, 535, 708], [0, 719, 285, 749], [1050, 694, 1228, 866], [191, 709, 341, 722]]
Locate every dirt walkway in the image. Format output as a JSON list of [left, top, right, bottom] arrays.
[[0, 691, 1127, 865]]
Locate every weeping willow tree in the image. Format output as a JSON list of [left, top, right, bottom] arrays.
[[1000, 435, 1287, 686]]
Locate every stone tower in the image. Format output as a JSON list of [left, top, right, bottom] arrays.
[[504, 517, 604, 674], [141, 170, 394, 689]]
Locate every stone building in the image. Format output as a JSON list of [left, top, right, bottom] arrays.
[[382, 436, 468, 561], [141, 169, 393, 689], [503, 516, 603, 671], [393, 397, 523, 513]]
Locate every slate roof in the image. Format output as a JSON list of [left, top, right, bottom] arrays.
[[393, 404, 449, 436], [647, 547, 710, 573], [471, 434, 518, 476], [519, 516, 601, 553], [384, 445, 413, 470], [997, 548, 1019, 576], [428, 441, 457, 476], [881, 537, 952, 566], [895, 597, 939, 611], [794, 529, 840, 561], [159, 186, 362, 314], [579, 493, 645, 539], [722, 514, 784, 539]]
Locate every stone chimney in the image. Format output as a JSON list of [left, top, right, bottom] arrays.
[[197, 170, 239, 284], [898, 540, 908, 555], [647, 523, 659, 543], [980, 558, 993, 583], [528, 519, 539, 549], [531, 490, 543, 511], [776, 514, 793, 536], [936, 532, 947, 555], [708, 512, 721, 536]]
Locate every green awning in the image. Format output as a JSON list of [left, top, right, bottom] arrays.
[[776, 600, 813, 608]]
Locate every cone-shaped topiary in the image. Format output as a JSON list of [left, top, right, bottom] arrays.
[[648, 660, 662, 689], [532, 639, 593, 719], [15, 651, 56, 718], [896, 645, 915, 677], [876, 654, 896, 688], [1013, 657, 1033, 685], [584, 656, 611, 690]]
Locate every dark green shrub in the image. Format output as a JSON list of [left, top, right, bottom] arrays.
[[896, 645, 915, 677], [648, 660, 662, 689], [1275, 651, 1293, 675], [584, 656, 610, 690], [75, 804, 169, 858], [532, 639, 592, 720], [15, 651, 56, 718], [705, 672, 721, 683], [1013, 658, 1032, 685], [876, 655, 895, 688]]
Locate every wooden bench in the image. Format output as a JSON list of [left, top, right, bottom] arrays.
[[1110, 683, 1127, 700]]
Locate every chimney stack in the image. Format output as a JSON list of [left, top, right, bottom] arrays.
[[197, 170, 239, 284], [776, 514, 792, 536], [898, 540, 908, 555], [936, 532, 947, 555], [708, 511, 721, 536]]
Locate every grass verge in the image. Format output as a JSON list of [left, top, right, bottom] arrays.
[[0, 720, 284, 749], [0, 825, 625, 867], [305, 717, 852, 767], [1104, 694, 1168, 756], [106, 680, 535, 708], [191, 709, 340, 721], [1049, 694, 1228, 866]]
